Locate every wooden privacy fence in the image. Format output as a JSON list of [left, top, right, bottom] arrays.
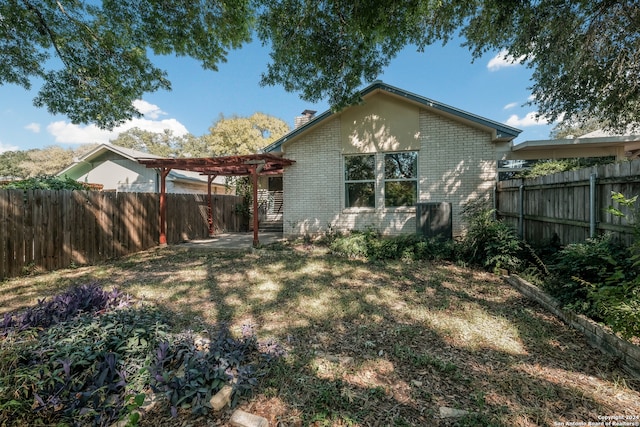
[[0, 190, 243, 279], [496, 159, 640, 246]]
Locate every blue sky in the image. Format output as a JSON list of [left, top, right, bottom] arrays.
[[0, 38, 553, 154]]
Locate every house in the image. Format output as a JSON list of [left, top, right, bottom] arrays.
[[57, 143, 229, 194], [263, 81, 521, 238], [508, 129, 640, 161]]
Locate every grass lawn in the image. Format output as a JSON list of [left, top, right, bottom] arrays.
[[1, 243, 639, 426]]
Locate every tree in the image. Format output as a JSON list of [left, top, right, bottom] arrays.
[[3, 1, 639, 132], [456, 0, 640, 132], [110, 128, 180, 157], [550, 117, 608, 139], [20, 146, 77, 177], [2, 0, 252, 129], [201, 113, 290, 156], [0, 150, 30, 179], [256, 0, 640, 130], [0, 145, 97, 179], [174, 133, 211, 158]]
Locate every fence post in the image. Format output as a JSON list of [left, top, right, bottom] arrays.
[[590, 172, 598, 238], [518, 183, 525, 239]]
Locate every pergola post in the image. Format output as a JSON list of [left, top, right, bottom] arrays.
[[207, 175, 217, 237], [159, 167, 171, 246], [251, 166, 259, 247]]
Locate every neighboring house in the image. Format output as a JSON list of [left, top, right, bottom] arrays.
[[264, 81, 521, 238], [509, 129, 640, 161], [57, 143, 229, 194]]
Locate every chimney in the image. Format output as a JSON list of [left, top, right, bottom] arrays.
[[294, 109, 317, 128]]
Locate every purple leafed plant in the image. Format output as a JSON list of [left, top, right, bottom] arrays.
[[0, 283, 130, 336]]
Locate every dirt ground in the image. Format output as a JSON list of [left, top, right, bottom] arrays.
[[2, 244, 639, 426]]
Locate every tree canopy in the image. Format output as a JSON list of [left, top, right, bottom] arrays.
[[202, 113, 290, 156], [3, 0, 639, 132], [109, 113, 288, 157], [0, 145, 96, 179], [2, 0, 251, 128], [109, 128, 182, 157]]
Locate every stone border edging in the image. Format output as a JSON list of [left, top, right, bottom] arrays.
[[504, 275, 640, 379]]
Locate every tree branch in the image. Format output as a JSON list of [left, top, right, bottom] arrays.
[[21, 0, 70, 69]]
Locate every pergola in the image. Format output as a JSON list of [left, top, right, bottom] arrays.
[[137, 153, 294, 247]]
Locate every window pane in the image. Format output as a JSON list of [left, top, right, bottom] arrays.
[[385, 181, 417, 207], [345, 155, 375, 181], [346, 182, 375, 207], [385, 152, 417, 179]]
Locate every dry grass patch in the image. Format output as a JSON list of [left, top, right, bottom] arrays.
[[1, 244, 639, 426]]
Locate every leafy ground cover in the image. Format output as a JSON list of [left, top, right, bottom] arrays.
[[1, 244, 639, 426]]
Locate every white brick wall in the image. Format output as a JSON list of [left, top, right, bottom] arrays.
[[418, 110, 500, 236], [282, 108, 505, 238], [283, 118, 343, 236]]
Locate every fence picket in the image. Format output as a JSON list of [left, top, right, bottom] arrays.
[[0, 191, 243, 279], [497, 158, 640, 246]]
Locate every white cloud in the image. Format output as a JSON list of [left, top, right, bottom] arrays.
[[133, 99, 165, 120], [47, 121, 118, 144], [0, 141, 19, 154], [487, 49, 526, 71], [46, 99, 189, 145], [505, 112, 551, 127], [503, 102, 518, 110], [25, 122, 41, 133]]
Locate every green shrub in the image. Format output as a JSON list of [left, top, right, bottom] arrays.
[[329, 230, 374, 259], [545, 191, 640, 339], [546, 234, 631, 317], [329, 230, 453, 262], [0, 175, 88, 190], [456, 200, 523, 272]]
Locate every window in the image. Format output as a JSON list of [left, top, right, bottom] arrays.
[[345, 155, 375, 207], [344, 152, 418, 208], [384, 152, 417, 207]]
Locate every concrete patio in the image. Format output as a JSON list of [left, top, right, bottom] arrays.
[[178, 232, 285, 250]]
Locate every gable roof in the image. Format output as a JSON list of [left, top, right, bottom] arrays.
[[57, 143, 213, 184], [263, 81, 522, 153]]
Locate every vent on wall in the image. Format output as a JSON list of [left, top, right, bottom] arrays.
[[416, 202, 452, 240]]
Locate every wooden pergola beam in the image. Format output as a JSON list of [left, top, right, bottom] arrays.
[[138, 154, 294, 247]]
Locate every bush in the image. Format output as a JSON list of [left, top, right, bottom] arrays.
[[545, 191, 640, 339], [456, 200, 523, 272], [329, 230, 374, 259], [148, 324, 283, 416], [329, 230, 453, 262], [0, 285, 282, 426], [1, 282, 129, 334], [545, 234, 631, 316], [0, 175, 88, 190]]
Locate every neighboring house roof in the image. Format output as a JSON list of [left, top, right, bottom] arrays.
[[263, 80, 522, 153], [510, 131, 640, 160], [57, 143, 223, 185]]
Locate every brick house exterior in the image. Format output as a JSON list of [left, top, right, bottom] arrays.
[[264, 82, 521, 238]]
